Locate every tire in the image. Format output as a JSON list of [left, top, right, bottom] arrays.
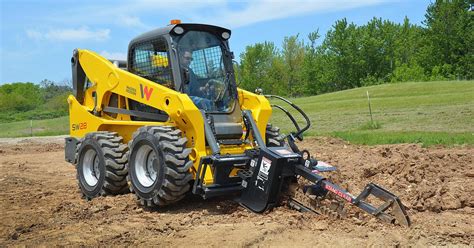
[[127, 126, 193, 207], [76, 132, 129, 199], [265, 124, 285, 147]]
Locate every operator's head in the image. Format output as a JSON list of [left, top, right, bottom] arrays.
[[181, 50, 193, 69]]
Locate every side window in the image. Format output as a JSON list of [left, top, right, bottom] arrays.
[[131, 38, 173, 87]]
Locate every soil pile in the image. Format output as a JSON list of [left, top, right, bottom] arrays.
[[1, 136, 472, 246]]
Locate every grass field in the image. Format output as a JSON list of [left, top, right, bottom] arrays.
[[269, 80, 473, 146], [0, 116, 69, 138], [0, 80, 472, 146]]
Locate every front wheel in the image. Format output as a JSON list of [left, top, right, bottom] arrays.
[[127, 126, 193, 207]]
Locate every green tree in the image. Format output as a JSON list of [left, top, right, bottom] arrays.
[[40, 79, 72, 101], [423, 0, 473, 79], [319, 18, 362, 91], [0, 82, 43, 112], [237, 2, 473, 96], [395, 17, 424, 65], [239, 42, 284, 94], [282, 34, 306, 96], [302, 30, 327, 94]]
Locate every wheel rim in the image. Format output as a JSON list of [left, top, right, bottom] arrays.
[[135, 144, 158, 187], [82, 148, 100, 186]]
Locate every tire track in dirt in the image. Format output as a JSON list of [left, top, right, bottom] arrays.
[[0, 136, 472, 246]]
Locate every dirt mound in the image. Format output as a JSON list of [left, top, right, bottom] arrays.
[[301, 138, 473, 213], [0, 136, 473, 246], [0, 136, 64, 155], [367, 145, 472, 212]]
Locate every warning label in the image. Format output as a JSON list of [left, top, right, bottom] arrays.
[[259, 157, 272, 176], [256, 157, 272, 191]]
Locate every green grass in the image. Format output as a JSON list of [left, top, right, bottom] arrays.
[[270, 80, 474, 146], [331, 131, 474, 147], [0, 80, 473, 146], [358, 121, 382, 130], [0, 109, 67, 123], [0, 116, 69, 138]]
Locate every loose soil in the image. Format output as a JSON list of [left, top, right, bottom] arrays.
[[0, 136, 472, 247]]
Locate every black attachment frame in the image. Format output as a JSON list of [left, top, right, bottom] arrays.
[[353, 183, 410, 227], [294, 163, 410, 227], [192, 155, 249, 199]]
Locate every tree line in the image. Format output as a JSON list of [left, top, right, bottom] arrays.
[[236, 0, 473, 96], [0, 80, 71, 122]]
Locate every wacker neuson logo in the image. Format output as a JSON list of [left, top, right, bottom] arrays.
[[126, 86, 136, 95]]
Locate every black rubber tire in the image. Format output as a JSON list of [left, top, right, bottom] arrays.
[[265, 124, 285, 147], [127, 126, 193, 207], [76, 132, 129, 200]]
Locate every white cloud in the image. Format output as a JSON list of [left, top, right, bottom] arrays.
[[99, 51, 127, 60], [25, 26, 110, 42], [24, 0, 390, 43], [90, 0, 388, 28], [39, 0, 388, 30], [191, 0, 388, 28], [117, 15, 150, 29]]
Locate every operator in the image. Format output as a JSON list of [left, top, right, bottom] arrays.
[[180, 50, 213, 110]]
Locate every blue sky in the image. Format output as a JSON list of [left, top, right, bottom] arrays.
[[0, 0, 429, 85]]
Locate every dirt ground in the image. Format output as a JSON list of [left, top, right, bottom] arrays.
[[0, 136, 472, 247]]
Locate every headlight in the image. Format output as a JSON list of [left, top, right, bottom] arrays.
[[173, 26, 184, 35], [222, 32, 230, 39]]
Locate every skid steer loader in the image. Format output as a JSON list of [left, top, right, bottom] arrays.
[[64, 20, 410, 226]]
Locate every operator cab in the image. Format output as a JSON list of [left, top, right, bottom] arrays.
[[127, 21, 243, 141]]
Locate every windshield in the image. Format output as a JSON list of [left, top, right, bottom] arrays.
[[177, 31, 235, 112]]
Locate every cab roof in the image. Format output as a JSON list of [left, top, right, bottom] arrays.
[[129, 23, 231, 45]]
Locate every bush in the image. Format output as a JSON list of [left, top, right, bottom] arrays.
[[0, 83, 43, 112], [0, 82, 71, 123], [43, 92, 70, 112], [361, 75, 385, 86], [429, 64, 455, 81], [390, 63, 426, 83]]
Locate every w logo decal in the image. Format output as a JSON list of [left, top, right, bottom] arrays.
[[140, 84, 153, 101]]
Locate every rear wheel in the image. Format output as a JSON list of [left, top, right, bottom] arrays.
[[127, 126, 193, 207], [265, 124, 285, 147], [76, 132, 129, 199]]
